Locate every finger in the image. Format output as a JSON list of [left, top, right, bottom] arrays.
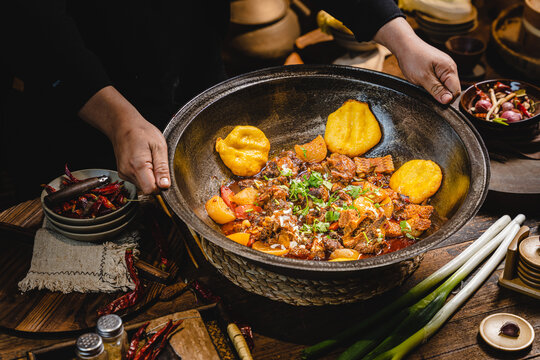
[[131, 155, 159, 195], [150, 140, 171, 189], [437, 61, 461, 101]]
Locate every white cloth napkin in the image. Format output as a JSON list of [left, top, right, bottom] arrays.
[[18, 219, 139, 293], [332, 44, 392, 72]]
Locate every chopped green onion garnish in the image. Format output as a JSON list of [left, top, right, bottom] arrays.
[[492, 118, 509, 126]]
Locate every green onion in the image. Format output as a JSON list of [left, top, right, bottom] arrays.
[[339, 215, 524, 360], [492, 118, 509, 126], [301, 215, 513, 359], [313, 220, 330, 233], [370, 217, 524, 360], [301, 146, 308, 158], [362, 232, 370, 243]]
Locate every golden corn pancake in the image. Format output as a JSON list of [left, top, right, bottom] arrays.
[[389, 160, 443, 204], [324, 100, 381, 157], [215, 125, 270, 177]]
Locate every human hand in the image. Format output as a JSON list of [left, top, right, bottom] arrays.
[[374, 17, 460, 104], [79, 86, 171, 194]]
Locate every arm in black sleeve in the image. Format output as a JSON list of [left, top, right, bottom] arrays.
[[312, 0, 405, 42], [1, 0, 111, 114]]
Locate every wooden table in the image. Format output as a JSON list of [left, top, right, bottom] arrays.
[[0, 195, 538, 360]]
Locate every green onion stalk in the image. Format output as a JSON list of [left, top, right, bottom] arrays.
[[301, 215, 513, 359], [338, 215, 524, 360], [371, 217, 524, 360]]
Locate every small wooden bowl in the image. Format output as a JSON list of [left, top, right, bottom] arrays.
[[445, 35, 486, 74], [479, 313, 535, 351], [459, 79, 540, 139]]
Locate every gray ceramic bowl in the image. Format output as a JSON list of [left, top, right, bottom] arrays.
[[40, 169, 137, 226], [45, 205, 138, 234], [162, 65, 489, 305], [45, 210, 138, 243]]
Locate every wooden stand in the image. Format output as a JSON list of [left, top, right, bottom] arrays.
[[498, 226, 540, 299]]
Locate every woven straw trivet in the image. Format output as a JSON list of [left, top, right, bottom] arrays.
[[201, 237, 422, 306]]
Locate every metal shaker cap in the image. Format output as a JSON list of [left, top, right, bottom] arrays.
[[76, 333, 104, 357], [96, 314, 124, 338]]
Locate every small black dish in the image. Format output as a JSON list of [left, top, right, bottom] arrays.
[[459, 79, 540, 140]]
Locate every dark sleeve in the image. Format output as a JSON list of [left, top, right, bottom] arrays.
[[1, 0, 111, 113], [312, 0, 404, 42]]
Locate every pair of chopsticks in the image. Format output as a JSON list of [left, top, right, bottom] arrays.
[[155, 194, 207, 269], [154, 194, 254, 360]]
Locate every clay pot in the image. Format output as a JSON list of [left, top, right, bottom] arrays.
[[227, 8, 301, 61]]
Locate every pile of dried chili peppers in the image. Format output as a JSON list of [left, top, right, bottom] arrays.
[[97, 249, 144, 316], [42, 164, 130, 219], [126, 319, 183, 360]]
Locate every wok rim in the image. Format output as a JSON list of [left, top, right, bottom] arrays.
[[163, 64, 490, 274]]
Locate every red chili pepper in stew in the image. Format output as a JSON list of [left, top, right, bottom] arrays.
[[329, 222, 339, 231], [234, 205, 262, 220], [475, 85, 489, 101], [494, 81, 511, 92], [97, 249, 143, 316], [126, 322, 149, 360], [220, 185, 236, 210]]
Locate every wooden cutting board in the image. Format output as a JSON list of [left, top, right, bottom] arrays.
[[146, 309, 221, 360], [0, 199, 185, 333]]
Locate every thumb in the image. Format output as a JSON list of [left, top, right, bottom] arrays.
[[429, 61, 460, 104], [151, 142, 171, 189]]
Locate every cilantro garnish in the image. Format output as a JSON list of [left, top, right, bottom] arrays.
[[312, 220, 330, 233], [325, 210, 340, 223]]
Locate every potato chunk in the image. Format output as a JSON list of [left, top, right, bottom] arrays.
[[215, 125, 270, 177], [389, 160, 442, 204], [294, 135, 327, 163], [205, 195, 236, 224], [227, 232, 250, 246], [324, 100, 381, 157], [232, 187, 258, 205]]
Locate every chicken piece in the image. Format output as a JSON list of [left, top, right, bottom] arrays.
[[338, 209, 362, 235], [354, 155, 395, 176], [403, 204, 433, 219], [308, 238, 326, 260], [407, 215, 432, 237], [261, 161, 280, 178], [355, 239, 387, 255], [385, 219, 402, 238], [287, 246, 311, 259], [326, 153, 356, 181]]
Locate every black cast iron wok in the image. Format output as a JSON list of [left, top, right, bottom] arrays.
[[162, 65, 489, 281]]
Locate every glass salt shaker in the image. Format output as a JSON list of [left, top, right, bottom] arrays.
[[76, 333, 108, 360], [96, 314, 128, 360]]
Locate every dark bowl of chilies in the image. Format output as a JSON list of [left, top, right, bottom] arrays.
[[459, 79, 540, 140]]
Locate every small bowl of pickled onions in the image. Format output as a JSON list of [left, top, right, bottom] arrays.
[[459, 79, 540, 139]]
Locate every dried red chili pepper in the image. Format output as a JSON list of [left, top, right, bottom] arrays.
[[64, 163, 80, 183], [150, 217, 169, 271], [133, 320, 173, 360], [236, 321, 255, 351], [190, 280, 222, 304], [126, 322, 150, 360], [41, 184, 57, 194], [148, 319, 183, 360], [220, 185, 236, 210], [97, 249, 143, 316], [475, 85, 489, 101]]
